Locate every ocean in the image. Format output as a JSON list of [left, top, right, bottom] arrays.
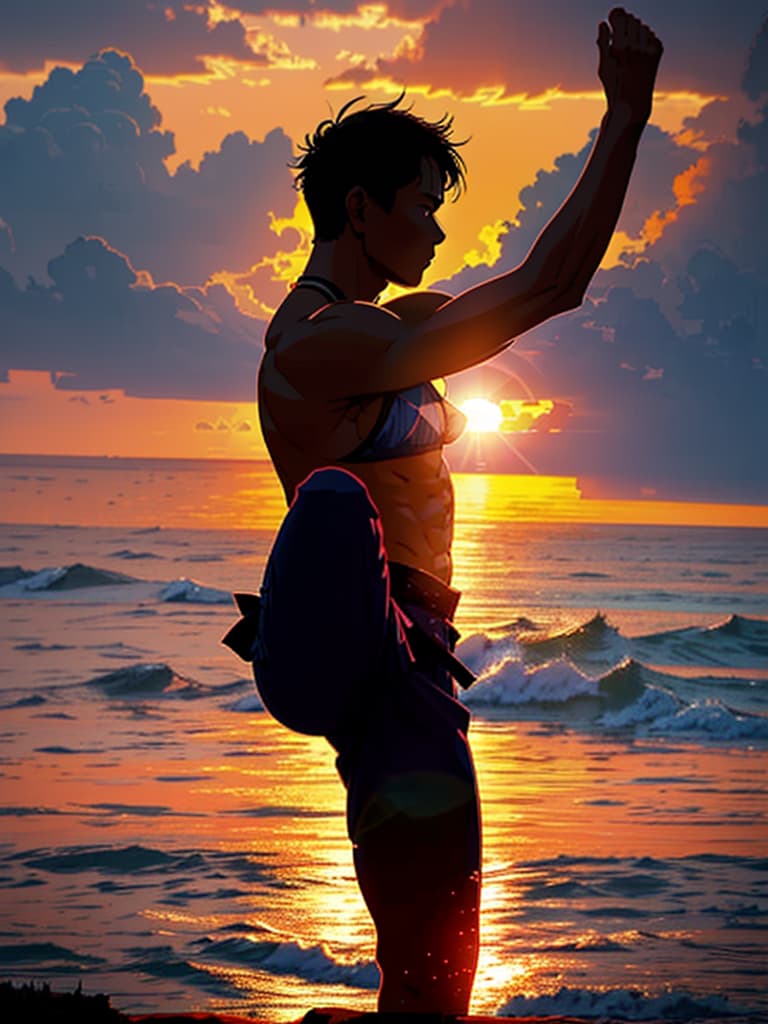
[[1, 456, 767, 1021]]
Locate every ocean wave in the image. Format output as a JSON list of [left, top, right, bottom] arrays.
[[0, 942, 104, 966], [534, 933, 630, 952], [122, 946, 241, 996], [0, 562, 232, 604], [158, 578, 232, 604], [229, 690, 265, 712], [193, 935, 379, 988], [13, 642, 74, 651], [600, 689, 768, 741], [497, 984, 751, 1020], [0, 562, 136, 591], [86, 663, 205, 699], [521, 612, 630, 668], [0, 694, 47, 709], [465, 611, 768, 678], [462, 657, 598, 707], [460, 651, 768, 743], [456, 630, 522, 677], [0, 805, 63, 816], [7, 844, 281, 891], [630, 614, 768, 669], [0, 565, 34, 585], [109, 549, 162, 560], [23, 844, 189, 874]]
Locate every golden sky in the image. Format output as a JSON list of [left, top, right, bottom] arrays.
[[0, 2, 766, 518]]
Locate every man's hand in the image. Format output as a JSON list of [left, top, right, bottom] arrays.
[[598, 7, 663, 126]]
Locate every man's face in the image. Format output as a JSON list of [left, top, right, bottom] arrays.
[[360, 157, 446, 288]]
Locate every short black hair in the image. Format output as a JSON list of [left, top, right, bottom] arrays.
[[291, 93, 467, 242]]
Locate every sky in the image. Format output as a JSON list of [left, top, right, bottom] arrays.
[[0, 0, 766, 506]]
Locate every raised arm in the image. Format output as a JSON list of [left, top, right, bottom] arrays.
[[278, 8, 662, 396], [387, 8, 664, 378]]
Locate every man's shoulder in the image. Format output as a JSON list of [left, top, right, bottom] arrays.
[[269, 287, 454, 341], [379, 289, 453, 325], [265, 289, 455, 398]]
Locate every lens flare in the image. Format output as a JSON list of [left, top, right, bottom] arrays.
[[460, 397, 503, 433]]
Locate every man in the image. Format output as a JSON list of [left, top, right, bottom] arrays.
[[225, 7, 662, 1014]]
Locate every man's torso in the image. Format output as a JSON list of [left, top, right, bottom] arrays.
[[258, 292, 466, 582]]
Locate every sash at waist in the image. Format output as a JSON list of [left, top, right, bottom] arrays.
[[388, 560, 460, 622], [388, 561, 476, 691], [222, 559, 477, 690]]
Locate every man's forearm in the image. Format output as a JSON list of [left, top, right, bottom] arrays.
[[524, 105, 644, 307]]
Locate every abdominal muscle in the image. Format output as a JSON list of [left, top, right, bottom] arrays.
[[344, 451, 455, 583], [259, 351, 455, 583]]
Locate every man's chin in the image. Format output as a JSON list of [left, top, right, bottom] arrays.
[[369, 256, 424, 290], [389, 269, 425, 289]]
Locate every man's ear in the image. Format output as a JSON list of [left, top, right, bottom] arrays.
[[345, 186, 367, 233]]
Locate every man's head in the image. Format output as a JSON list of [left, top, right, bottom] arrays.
[[292, 94, 467, 244]]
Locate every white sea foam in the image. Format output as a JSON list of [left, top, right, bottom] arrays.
[[229, 691, 265, 712], [456, 630, 521, 677], [158, 578, 232, 603], [600, 684, 682, 729], [463, 656, 597, 706], [600, 686, 768, 741], [197, 935, 379, 988]]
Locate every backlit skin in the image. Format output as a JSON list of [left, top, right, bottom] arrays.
[[259, 7, 663, 584]]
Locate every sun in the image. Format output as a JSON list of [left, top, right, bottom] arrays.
[[460, 397, 503, 433]]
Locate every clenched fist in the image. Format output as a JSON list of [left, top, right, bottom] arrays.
[[598, 7, 663, 126]]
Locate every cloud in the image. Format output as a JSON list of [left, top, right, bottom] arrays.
[[0, 0, 259, 75], [434, 123, 701, 295], [0, 236, 267, 401], [742, 16, 768, 100], [439, 24, 768, 501], [510, 274, 766, 501], [327, 0, 766, 100], [0, 49, 297, 287], [230, 1, 446, 19]]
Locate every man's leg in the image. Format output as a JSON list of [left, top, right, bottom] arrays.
[[353, 795, 481, 1014]]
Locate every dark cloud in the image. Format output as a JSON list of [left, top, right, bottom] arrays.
[[0, 236, 266, 401], [328, 0, 765, 100], [0, 0, 259, 76], [0, 50, 296, 288], [438, 39, 768, 502], [742, 17, 768, 101], [508, 274, 766, 502], [434, 123, 700, 295]]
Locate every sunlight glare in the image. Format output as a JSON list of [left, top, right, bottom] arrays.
[[460, 397, 503, 433]]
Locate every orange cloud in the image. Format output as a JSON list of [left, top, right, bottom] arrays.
[[642, 156, 711, 246]]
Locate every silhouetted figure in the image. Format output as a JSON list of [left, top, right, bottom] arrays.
[[224, 8, 662, 1013]]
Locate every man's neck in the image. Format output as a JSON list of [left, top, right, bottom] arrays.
[[302, 233, 385, 303]]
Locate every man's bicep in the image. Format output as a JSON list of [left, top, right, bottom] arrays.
[[274, 302, 409, 397], [379, 264, 574, 381]]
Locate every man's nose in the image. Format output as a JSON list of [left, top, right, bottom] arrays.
[[432, 217, 446, 245]]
